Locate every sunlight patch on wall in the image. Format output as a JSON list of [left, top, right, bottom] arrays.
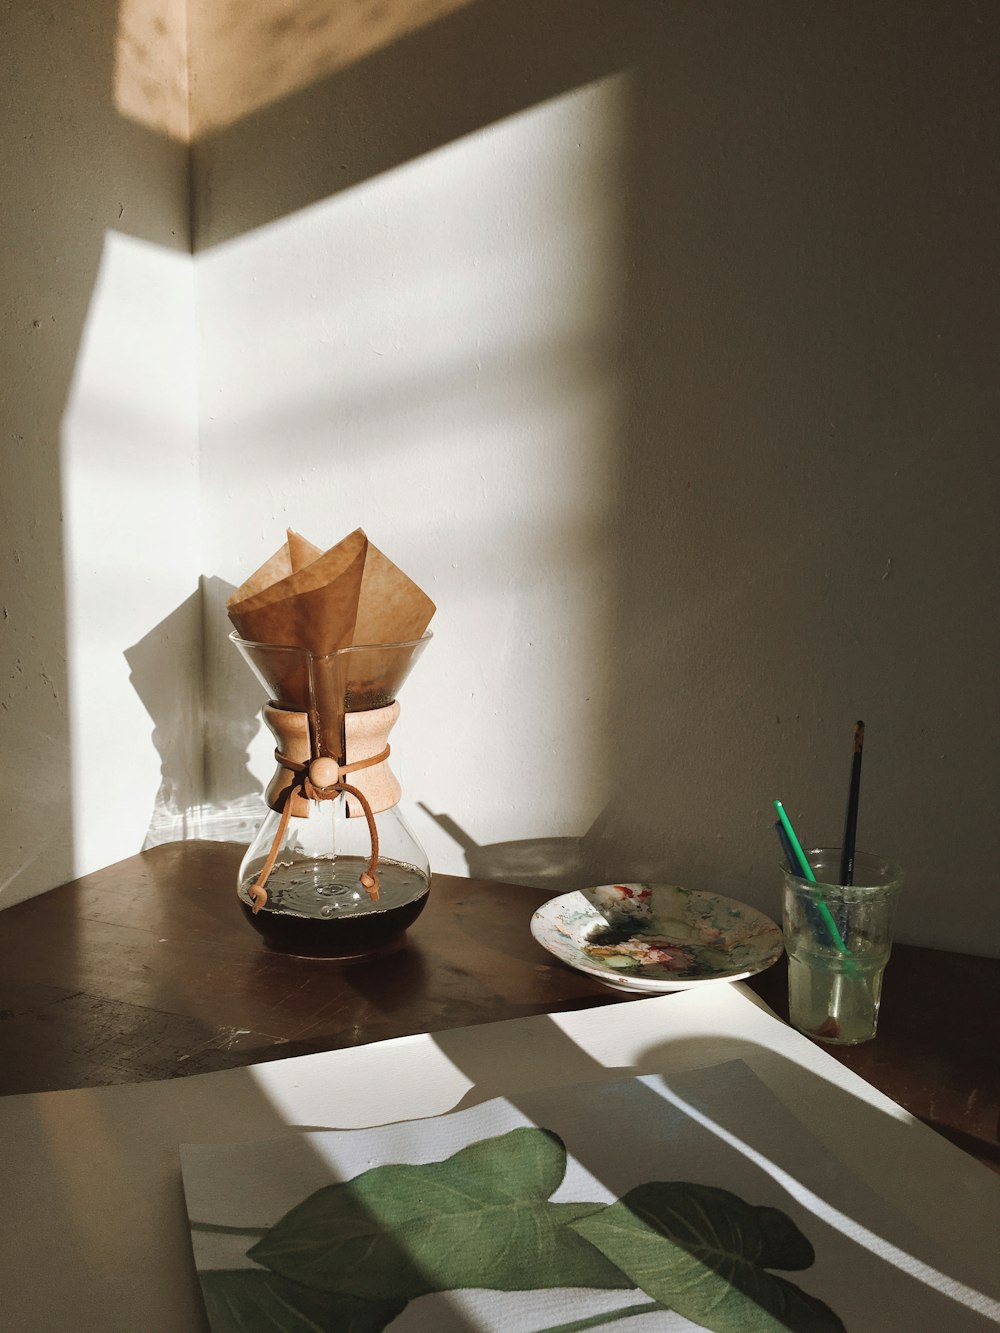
[[114, 0, 190, 142], [115, 0, 480, 142], [61, 231, 201, 874], [188, 0, 479, 137], [195, 75, 633, 878]]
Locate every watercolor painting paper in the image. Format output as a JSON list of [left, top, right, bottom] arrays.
[[182, 1061, 1000, 1331]]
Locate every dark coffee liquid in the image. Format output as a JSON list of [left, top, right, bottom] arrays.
[[239, 857, 429, 959]]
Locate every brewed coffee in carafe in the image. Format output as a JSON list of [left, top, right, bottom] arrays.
[[231, 632, 432, 957]]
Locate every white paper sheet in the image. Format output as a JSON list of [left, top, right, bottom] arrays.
[[1, 984, 997, 1331], [181, 1062, 1000, 1331]]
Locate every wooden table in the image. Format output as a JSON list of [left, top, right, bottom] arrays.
[[1, 841, 997, 1175]]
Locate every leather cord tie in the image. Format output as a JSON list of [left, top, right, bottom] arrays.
[[248, 745, 390, 914]]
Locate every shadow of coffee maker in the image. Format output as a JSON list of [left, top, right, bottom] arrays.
[[418, 804, 597, 892]]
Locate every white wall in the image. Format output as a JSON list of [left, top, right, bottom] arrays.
[[194, 2, 1000, 955], [197, 78, 630, 883], [0, 1, 195, 908], [3, 2, 998, 958], [62, 234, 201, 868]]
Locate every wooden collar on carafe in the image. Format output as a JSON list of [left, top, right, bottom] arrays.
[[248, 702, 400, 915]]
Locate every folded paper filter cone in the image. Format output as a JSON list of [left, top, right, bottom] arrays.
[[227, 528, 435, 763]]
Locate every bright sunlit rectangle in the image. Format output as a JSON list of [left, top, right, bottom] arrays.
[[196, 76, 633, 877], [60, 230, 201, 874]]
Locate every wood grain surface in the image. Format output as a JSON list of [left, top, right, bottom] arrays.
[[1, 841, 997, 1174], [0, 842, 626, 1092]]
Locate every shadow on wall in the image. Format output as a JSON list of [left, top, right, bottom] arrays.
[[420, 803, 682, 893], [125, 579, 264, 849], [125, 590, 204, 847], [202, 575, 269, 839], [442, 5, 994, 945], [420, 803, 593, 891], [190, 0, 639, 250], [602, 3, 1000, 949], [183, 0, 481, 141]]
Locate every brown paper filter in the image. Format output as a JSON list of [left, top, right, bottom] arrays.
[[228, 528, 323, 605], [227, 528, 434, 761]]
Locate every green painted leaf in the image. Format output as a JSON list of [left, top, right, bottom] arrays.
[[198, 1268, 405, 1333], [249, 1127, 629, 1301], [568, 1182, 845, 1333]]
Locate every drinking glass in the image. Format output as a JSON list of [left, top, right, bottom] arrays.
[[781, 849, 903, 1044]]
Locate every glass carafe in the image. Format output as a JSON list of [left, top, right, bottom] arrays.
[[231, 631, 431, 957]]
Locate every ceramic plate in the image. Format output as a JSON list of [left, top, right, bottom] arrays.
[[531, 882, 783, 993]]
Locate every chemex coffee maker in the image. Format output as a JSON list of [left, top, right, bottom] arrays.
[[228, 529, 434, 958]]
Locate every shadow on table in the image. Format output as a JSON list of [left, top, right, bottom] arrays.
[[429, 1014, 1000, 1327], [7, 1007, 996, 1332]]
